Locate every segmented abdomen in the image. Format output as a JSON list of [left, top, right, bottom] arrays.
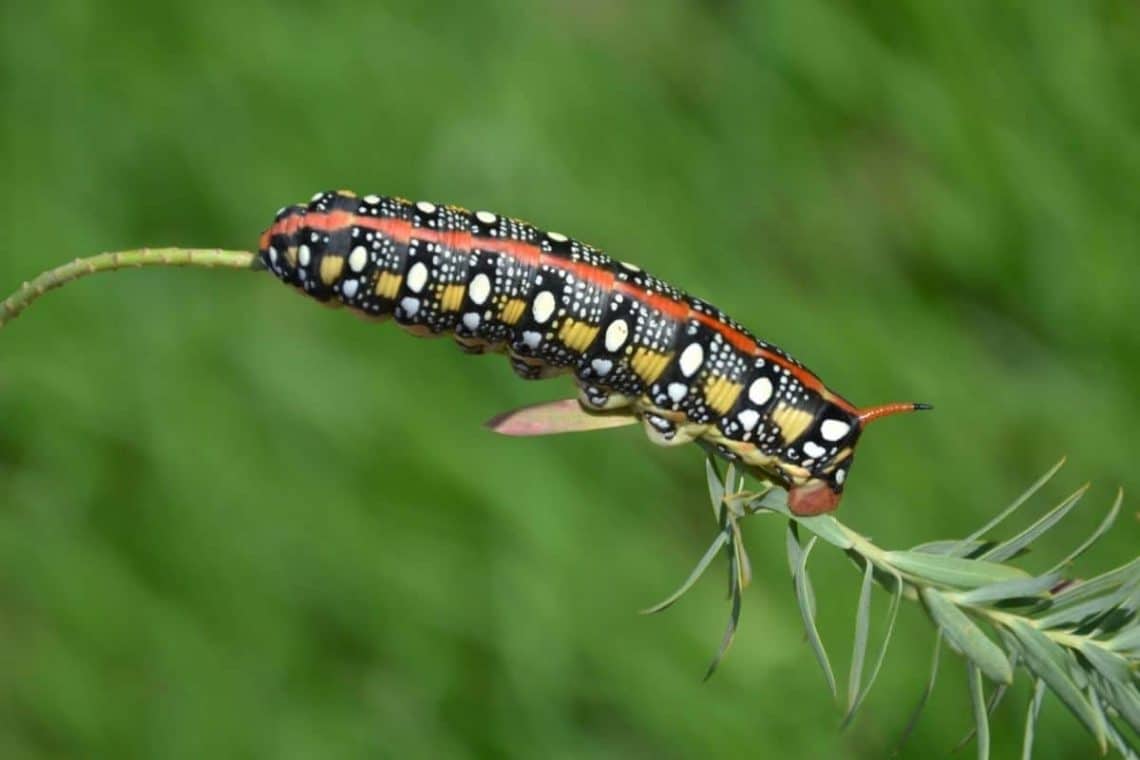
[[258, 190, 863, 496]]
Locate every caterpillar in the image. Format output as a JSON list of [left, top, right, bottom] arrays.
[[258, 190, 930, 514]]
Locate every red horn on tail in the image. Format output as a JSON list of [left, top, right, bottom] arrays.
[[857, 401, 933, 427]]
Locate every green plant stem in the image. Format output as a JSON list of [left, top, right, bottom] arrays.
[[0, 248, 260, 328]]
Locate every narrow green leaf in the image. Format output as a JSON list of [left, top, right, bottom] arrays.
[[894, 634, 943, 755], [913, 539, 992, 557], [1108, 624, 1140, 654], [1037, 572, 1140, 630], [705, 457, 724, 520], [732, 523, 753, 591], [792, 512, 854, 550], [1086, 686, 1110, 754], [967, 662, 990, 760], [1078, 640, 1132, 683], [1103, 720, 1140, 760], [921, 588, 1012, 684], [725, 462, 740, 498], [794, 536, 837, 698], [954, 657, 1017, 752], [1068, 652, 1091, 689], [1034, 596, 1108, 632], [785, 523, 818, 623], [1086, 580, 1140, 636], [1051, 557, 1140, 607], [847, 560, 875, 712], [953, 573, 1064, 607], [703, 546, 743, 681], [952, 457, 1066, 553], [754, 487, 792, 517], [1004, 618, 1107, 753], [641, 531, 729, 614], [1021, 679, 1046, 760], [1048, 488, 1123, 573], [982, 484, 1090, 563], [1103, 681, 1140, 736], [885, 550, 1029, 589], [842, 569, 903, 729]]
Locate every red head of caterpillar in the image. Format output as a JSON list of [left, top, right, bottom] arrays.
[[257, 190, 931, 514]]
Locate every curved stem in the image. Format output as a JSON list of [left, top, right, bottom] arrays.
[[0, 248, 260, 328]]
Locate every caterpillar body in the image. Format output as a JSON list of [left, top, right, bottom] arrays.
[[259, 190, 928, 515]]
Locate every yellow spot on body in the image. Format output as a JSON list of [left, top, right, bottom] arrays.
[[319, 255, 345, 285], [374, 271, 402, 299], [440, 284, 466, 312], [829, 448, 854, 467], [284, 246, 298, 267], [771, 403, 814, 443], [630, 348, 672, 383], [780, 463, 811, 482], [704, 375, 744, 415], [500, 298, 527, 325], [558, 319, 599, 353]]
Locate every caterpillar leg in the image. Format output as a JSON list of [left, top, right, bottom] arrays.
[[641, 410, 703, 446], [454, 335, 489, 355], [576, 384, 632, 412], [508, 352, 567, 380]]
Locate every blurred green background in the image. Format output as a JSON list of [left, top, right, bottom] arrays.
[[2, 1, 1138, 757]]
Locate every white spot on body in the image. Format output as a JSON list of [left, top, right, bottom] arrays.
[[310, 191, 324, 202], [416, 200, 437, 214], [268, 246, 278, 264], [342, 280, 359, 298], [400, 297, 420, 317], [522, 330, 542, 348], [532, 291, 556, 323], [604, 318, 629, 352], [667, 382, 688, 403], [363, 194, 381, 204], [547, 231, 568, 243], [737, 409, 760, 430], [591, 358, 613, 376], [749, 376, 773, 405], [462, 312, 481, 331], [679, 343, 704, 377], [475, 210, 497, 225], [407, 262, 428, 293], [469, 273, 491, 305], [620, 261, 641, 272], [804, 441, 827, 459], [348, 246, 368, 272], [821, 419, 851, 442], [836, 469, 847, 485], [298, 245, 311, 267]]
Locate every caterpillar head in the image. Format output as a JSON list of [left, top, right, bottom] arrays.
[[786, 401, 931, 516], [786, 470, 850, 516]]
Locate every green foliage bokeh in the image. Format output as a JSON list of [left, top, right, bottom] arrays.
[[1, 2, 1137, 757]]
